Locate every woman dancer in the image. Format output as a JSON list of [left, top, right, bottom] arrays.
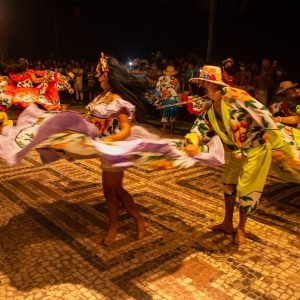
[[85, 53, 149, 245], [1, 61, 73, 111]]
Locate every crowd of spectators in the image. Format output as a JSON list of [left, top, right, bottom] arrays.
[[1, 52, 299, 127]]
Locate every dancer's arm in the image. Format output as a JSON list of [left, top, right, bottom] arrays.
[[29, 72, 46, 84], [183, 144, 201, 156], [101, 113, 131, 143], [182, 132, 202, 156], [273, 115, 300, 124]]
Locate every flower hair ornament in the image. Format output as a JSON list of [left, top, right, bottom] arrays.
[[99, 52, 109, 74]]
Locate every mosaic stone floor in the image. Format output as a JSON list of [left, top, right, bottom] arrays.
[[0, 124, 300, 299]]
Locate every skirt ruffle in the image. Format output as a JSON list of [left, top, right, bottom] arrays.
[[0, 104, 225, 169]]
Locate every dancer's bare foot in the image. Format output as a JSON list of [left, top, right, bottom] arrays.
[[211, 222, 234, 235], [136, 221, 149, 240], [233, 227, 246, 245], [102, 228, 118, 246]]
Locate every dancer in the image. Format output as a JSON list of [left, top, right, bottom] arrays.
[[85, 52, 150, 245], [1, 65, 74, 112], [35, 69, 74, 108], [187, 65, 300, 245]]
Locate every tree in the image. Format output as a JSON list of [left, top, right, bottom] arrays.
[[194, 0, 250, 63]]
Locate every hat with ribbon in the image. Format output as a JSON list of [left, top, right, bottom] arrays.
[[163, 65, 178, 76], [275, 81, 298, 94], [189, 65, 229, 87]]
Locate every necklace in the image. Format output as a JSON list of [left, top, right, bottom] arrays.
[[100, 89, 112, 98], [99, 89, 113, 104], [86, 89, 113, 111]]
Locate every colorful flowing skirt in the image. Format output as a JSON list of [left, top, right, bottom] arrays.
[[0, 84, 60, 111], [0, 104, 225, 170]]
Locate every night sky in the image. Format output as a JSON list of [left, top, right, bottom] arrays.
[[3, 0, 300, 79]]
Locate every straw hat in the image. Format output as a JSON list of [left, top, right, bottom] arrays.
[[163, 65, 178, 76], [275, 81, 298, 94], [68, 72, 75, 80], [189, 65, 229, 87]]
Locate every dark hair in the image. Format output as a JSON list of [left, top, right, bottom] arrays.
[[6, 61, 28, 74], [105, 56, 148, 121], [5, 57, 30, 74], [18, 57, 29, 66]]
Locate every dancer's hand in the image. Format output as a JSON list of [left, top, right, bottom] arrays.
[[101, 136, 114, 144], [183, 132, 201, 156], [273, 116, 281, 122], [183, 144, 201, 157]]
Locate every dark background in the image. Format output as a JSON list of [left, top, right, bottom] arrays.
[[3, 0, 300, 80]]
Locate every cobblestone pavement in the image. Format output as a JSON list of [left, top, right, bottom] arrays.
[[1, 108, 300, 299]]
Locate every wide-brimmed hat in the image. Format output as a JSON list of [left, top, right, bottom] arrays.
[[275, 81, 298, 94], [67, 72, 75, 80], [163, 65, 177, 76], [189, 65, 229, 87]]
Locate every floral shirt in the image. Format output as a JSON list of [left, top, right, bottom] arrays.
[[154, 75, 179, 100], [9, 70, 36, 88], [190, 87, 278, 150]]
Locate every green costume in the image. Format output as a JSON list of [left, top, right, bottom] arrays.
[[189, 87, 300, 214]]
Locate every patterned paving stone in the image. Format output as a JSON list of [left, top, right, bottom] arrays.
[[0, 123, 299, 299]]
